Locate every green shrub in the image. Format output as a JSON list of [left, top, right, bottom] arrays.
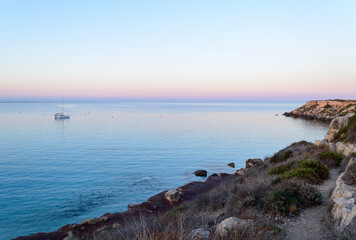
[[270, 150, 294, 163], [269, 159, 329, 184], [268, 161, 295, 175], [268, 181, 322, 216], [283, 160, 329, 184], [319, 151, 344, 168]]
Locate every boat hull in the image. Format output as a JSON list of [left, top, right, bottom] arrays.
[[54, 113, 70, 119]]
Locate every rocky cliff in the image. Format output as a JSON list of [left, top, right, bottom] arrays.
[[284, 100, 356, 122], [314, 112, 356, 233]]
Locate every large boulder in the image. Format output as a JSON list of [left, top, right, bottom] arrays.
[[246, 158, 262, 168], [325, 115, 351, 141], [331, 157, 356, 229], [194, 170, 207, 177], [188, 228, 210, 240], [165, 189, 180, 203], [215, 217, 253, 237]]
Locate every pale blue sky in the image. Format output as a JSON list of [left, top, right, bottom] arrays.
[[0, 0, 355, 101]]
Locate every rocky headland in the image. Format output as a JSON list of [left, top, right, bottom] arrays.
[[15, 100, 356, 240], [284, 99, 356, 122]]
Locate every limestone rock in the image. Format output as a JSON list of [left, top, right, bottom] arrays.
[[165, 189, 180, 203], [188, 228, 210, 240], [246, 158, 262, 168], [194, 170, 207, 177], [235, 168, 247, 176], [331, 157, 356, 229], [63, 231, 78, 240], [215, 217, 253, 237], [315, 140, 356, 156], [228, 162, 235, 168], [325, 116, 350, 141]]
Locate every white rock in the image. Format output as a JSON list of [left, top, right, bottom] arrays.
[[165, 189, 180, 203], [215, 217, 253, 237], [325, 116, 350, 141]]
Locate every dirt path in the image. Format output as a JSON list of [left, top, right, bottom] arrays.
[[283, 169, 339, 240]]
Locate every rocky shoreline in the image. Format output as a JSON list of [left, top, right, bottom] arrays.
[[283, 99, 356, 122], [14, 100, 356, 240], [14, 173, 237, 240]]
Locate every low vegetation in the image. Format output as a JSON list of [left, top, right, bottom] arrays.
[[268, 180, 322, 216], [319, 151, 344, 168], [283, 159, 328, 184], [269, 159, 329, 184], [270, 150, 293, 163]]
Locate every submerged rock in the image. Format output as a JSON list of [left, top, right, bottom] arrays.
[[194, 170, 207, 177], [165, 189, 180, 203]]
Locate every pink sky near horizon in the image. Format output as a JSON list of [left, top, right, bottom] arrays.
[[1, 1, 356, 101]]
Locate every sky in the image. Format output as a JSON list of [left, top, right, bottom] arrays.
[[0, 0, 355, 102]]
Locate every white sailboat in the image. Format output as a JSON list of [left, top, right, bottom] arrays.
[[54, 97, 70, 119]]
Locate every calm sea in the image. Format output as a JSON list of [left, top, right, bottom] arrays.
[[0, 102, 328, 239]]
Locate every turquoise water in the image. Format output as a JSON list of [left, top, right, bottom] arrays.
[[0, 102, 328, 240]]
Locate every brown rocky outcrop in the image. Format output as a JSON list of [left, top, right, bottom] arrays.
[[284, 100, 356, 122], [246, 158, 262, 168], [194, 170, 207, 177]]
